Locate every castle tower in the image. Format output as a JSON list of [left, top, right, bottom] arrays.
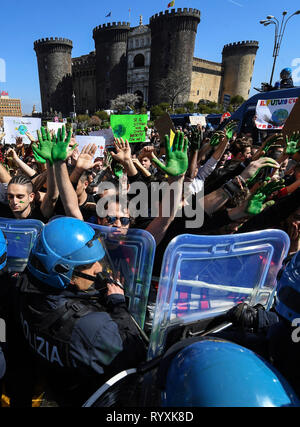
[[221, 40, 259, 102], [34, 38, 73, 115], [148, 8, 200, 106], [93, 22, 130, 109]]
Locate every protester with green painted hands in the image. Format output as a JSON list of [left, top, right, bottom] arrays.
[[210, 131, 226, 147], [189, 127, 202, 151], [52, 126, 76, 162], [243, 157, 280, 188], [224, 120, 238, 140], [151, 131, 188, 176], [32, 127, 56, 165], [247, 178, 284, 215], [285, 131, 300, 155]]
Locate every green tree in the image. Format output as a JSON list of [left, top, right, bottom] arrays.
[[94, 110, 109, 121], [184, 101, 195, 113], [230, 95, 245, 110], [88, 115, 102, 127]]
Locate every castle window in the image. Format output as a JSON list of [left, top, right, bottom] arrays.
[[136, 39, 139, 48], [134, 54, 145, 68]]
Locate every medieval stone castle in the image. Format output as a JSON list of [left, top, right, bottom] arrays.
[[34, 8, 259, 116]]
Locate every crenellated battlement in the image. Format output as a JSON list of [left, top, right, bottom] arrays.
[[223, 40, 259, 54], [150, 8, 200, 22], [34, 37, 73, 48], [93, 22, 130, 35]]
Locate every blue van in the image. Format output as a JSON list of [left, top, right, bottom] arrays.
[[219, 87, 300, 143]]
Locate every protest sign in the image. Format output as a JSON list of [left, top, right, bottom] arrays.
[[47, 122, 65, 134], [75, 135, 112, 158], [3, 116, 41, 144], [282, 97, 300, 140], [189, 115, 206, 127], [89, 128, 115, 150], [110, 115, 148, 143], [255, 97, 298, 130], [154, 113, 176, 143]]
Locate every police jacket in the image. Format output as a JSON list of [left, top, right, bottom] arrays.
[[17, 270, 147, 404]]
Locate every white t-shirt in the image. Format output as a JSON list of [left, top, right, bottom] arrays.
[[188, 156, 218, 195]]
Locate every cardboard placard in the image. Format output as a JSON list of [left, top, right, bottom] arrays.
[[75, 135, 108, 158], [110, 114, 148, 143], [154, 113, 176, 144], [88, 129, 115, 150], [189, 115, 206, 127], [47, 122, 65, 134]]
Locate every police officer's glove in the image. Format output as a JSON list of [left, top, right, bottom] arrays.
[[225, 302, 265, 331]]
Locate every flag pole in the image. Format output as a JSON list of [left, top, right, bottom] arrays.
[[129, 8, 131, 23]]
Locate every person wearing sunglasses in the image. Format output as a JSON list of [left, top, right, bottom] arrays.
[[96, 194, 131, 232]]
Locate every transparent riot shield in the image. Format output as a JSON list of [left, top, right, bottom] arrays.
[[88, 223, 156, 329], [0, 218, 44, 272], [148, 230, 290, 360]]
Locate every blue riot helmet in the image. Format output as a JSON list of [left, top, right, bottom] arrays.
[[161, 338, 300, 407], [275, 250, 300, 322], [280, 67, 292, 80], [0, 230, 7, 271], [27, 217, 112, 289]]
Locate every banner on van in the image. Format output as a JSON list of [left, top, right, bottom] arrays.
[[255, 97, 298, 130]]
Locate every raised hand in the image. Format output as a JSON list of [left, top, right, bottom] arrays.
[[76, 144, 97, 170], [52, 126, 76, 162], [189, 127, 202, 151], [241, 157, 280, 187], [104, 150, 113, 169], [32, 127, 55, 164], [224, 121, 238, 140], [25, 131, 38, 144], [285, 131, 300, 155], [210, 131, 226, 147], [247, 179, 284, 215], [257, 133, 284, 159], [111, 138, 132, 164], [151, 131, 188, 176]]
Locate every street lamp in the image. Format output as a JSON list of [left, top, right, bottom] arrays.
[[72, 92, 76, 121], [260, 10, 300, 85]]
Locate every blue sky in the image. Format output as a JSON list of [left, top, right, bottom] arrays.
[[1, 0, 300, 113]]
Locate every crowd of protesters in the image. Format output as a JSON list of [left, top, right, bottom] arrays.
[[0, 119, 300, 406]]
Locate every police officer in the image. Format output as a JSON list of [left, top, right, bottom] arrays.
[[17, 217, 147, 407], [280, 67, 294, 89]]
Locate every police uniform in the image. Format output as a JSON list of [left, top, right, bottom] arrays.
[[17, 269, 146, 407]]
